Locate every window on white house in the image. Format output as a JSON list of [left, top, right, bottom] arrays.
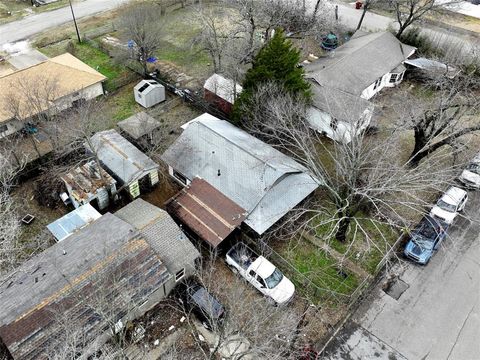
[[373, 78, 382, 90], [175, 268, 185, 282], [389, 74, 399, 83], [330, 118, 338, 131], [173, 170, 187, 185]]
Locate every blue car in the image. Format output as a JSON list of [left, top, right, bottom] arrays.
[[404, 215, 448, 265]]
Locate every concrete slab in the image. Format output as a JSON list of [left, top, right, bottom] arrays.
[[7, 49, 48, 70]]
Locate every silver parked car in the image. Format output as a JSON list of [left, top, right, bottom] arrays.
[[459, 154, 480, 188]]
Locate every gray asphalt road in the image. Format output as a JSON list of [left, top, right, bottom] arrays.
[[0, 0, 129, 46], [324, 191, 480, 359], [333, 2, 479, 56]]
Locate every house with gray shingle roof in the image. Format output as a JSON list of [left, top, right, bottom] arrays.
[[115, 198, 200, 291], [0, 213, 170, 360], [0, 201, 199, 360], [304, 30, 416, 143], [161, 113, 319, 236]]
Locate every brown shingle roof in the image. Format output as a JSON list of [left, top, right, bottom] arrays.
[[0, 53, 106, 123]]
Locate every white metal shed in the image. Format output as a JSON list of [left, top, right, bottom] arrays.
[[134, 79, 165, 108]]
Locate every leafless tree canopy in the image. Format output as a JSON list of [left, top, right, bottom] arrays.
[[0, 154, 24, 276], [118, 3, 164, 75], [241, 82, 459, 247], [396, 57, 480, 166]]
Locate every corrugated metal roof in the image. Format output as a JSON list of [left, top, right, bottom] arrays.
[[115, 198, 200, 272], [166, 178, 247, 247], [87, 129, 159, 185], [60, 160, 116, 203], [0, 213, 170, 360], [203, 73, 243, 104], [117, 111, 162, 140], [161, 114, 319, 234], [46, 203, 102, 242], [305, 31, 416, 96]]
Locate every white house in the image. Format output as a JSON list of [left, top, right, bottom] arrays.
[[0, 53, 106, 138], [308, 83, 374, 143], [304, 31, 416, 142]]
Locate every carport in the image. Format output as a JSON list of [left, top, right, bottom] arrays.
[[166, 177, 247, 248]]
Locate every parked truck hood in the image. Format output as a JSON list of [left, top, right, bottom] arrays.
[[269, 276, 295, 304], [404, 239, 432, 264], [430, 207, 456, 224]]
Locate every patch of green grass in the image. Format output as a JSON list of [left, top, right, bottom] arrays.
[[103, 84, 142, 123], [40, 41, 135, 92], [310, 210, 399, 275], [277, 241, 359, 303], [72, 42, 126, 91]]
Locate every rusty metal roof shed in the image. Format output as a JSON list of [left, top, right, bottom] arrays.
[[60, 160, 116, 203], [166, 177, 247, 247]]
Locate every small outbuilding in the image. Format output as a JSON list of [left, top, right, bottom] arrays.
[[60, 160, 117, 210], [203, 73, 242, 114], [134, 79, 165, 108], [86, 129, 159, 199], [117, 111, 162, 150]]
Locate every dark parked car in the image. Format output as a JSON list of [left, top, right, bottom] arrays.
[[177, 280, 225, 330], [404, 215, 448, 265]]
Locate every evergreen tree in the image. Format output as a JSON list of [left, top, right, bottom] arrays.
[[233, 29, 311, 122]]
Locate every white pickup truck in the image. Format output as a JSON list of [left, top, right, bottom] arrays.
[[226, 242, 295, 304]]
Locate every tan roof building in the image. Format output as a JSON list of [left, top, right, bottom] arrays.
[[0, 53, 106, 128]]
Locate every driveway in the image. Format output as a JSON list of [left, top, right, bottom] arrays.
[[0, 0, 130, 46], [323, 191, 480, 359]]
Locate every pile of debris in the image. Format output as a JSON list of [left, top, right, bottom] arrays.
[[148, 60, 195, 88], [100, 36, 196, 88]]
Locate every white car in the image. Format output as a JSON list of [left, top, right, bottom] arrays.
[[430, 186, 468, 224], [459, 155, 480, 188]]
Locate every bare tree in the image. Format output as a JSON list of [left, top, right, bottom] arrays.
[[5, 75, 60, 158], [389, 0, 458, 39], [193, 5, 241, 73], [240, 82, 459, 246], [397, 67, 480, 166], [118, 3, 164, 76], [0, 153, 23, 275]]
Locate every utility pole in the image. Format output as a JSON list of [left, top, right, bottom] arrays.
[[69, 0, 81, 43]]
